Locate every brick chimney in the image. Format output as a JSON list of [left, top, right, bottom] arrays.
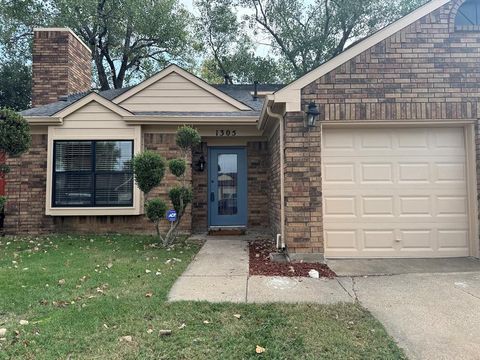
[[32, 28, 92, 107]]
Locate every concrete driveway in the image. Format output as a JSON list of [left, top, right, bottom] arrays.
[[339, 271, 480, 360]]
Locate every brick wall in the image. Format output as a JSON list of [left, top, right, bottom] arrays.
[[32, 29, 91, 107], [283, 0, 480, 254], [267, 127, 281, 237], [4, 134, 54, 234], [247, 141, 270, 229], [5, 133, 193, 235], [192, 142, 208, 232]]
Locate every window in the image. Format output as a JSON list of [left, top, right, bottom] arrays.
[[455, 0, 480, 28], [53, 140, 134, 207]]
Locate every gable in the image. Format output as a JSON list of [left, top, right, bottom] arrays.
[[114, 65, 251, 112], [273, 0, 453, 111], [299, 0, 480, 122], [62, 101, 126, 129]]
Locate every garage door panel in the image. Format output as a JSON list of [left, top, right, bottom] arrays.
[[363, 230, 395, 249], [362, 197, 394, 217], [323, 127, 470, 258], [324, 197, 356, 217], [361, 163, 393, 183]]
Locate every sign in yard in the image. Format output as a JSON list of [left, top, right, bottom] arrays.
[[166, 210, 177, 222]]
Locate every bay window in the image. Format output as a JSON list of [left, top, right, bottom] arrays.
[[53, 140, 134, 207]]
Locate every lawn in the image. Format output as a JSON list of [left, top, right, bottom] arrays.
[[0, 235, 406, 359]]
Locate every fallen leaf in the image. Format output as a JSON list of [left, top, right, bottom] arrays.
[[145, 292, 153, 298], [203, 320, 210, 324], [119, 336, 132, 343], [103, 324, 109, 329], [178, 323, 186, 329], [145, 269, 151, 274], [0, 329, 6, 337], [58, 279, 65, 285], [19, 320, 29, 326], [159, 330, 172, 336], [147, 329, 154, 334], [233, 314, 242, 319], [107, 263, 113, 269], [256, 345, 266, 354], [155, 272, 161, 276]]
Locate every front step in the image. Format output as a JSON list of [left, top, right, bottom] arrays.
[[208, 227, 246, 236]]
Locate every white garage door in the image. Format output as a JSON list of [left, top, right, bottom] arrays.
[[322, 127, 470, 258]]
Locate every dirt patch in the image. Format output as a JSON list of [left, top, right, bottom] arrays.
[[249, 240, 336, 278]]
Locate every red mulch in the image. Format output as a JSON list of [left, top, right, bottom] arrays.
[[249, 240, 336, 278]]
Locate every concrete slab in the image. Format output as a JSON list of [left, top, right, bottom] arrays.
[[247, 276, 354, 304], [168, 275, 248, 303], [352, 272, 480, 360], [327, 257, 480, 277]]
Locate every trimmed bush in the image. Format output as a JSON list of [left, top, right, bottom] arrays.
[[169, 159, 187, 177], [176, 125, 201, 150], [132, 151, 166, 194], [0, 108, 31, 157], [145, 198, 168, 222], [169, 186, 193, 214]]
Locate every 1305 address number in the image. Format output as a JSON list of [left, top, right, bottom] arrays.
[[215, 129, 237, 137]]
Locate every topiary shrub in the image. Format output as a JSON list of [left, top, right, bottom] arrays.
[[145, 198, 168, 236], [133, 125, 201, 247], [176, 125, 201, 151], [132, 151, 166, 194], [0, 108, 31, 157], [168, 159, 186, 177], [168, 186, 193, 214]]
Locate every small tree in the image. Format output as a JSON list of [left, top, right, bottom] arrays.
[[0, 108, 32, 210], [133, 125, 201, 247]]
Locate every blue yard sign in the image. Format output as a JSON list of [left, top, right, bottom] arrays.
[[166, 210, 177, 222]]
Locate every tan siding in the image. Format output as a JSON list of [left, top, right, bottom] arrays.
[[120, 72, 240, 112], [62, 101, 125, 128]]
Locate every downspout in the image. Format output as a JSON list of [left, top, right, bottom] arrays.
[[266, 105, 286, 250]]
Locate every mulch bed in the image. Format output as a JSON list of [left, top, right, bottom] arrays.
[[249, 240, 336, 278]]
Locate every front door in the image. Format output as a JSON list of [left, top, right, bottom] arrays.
[[208, 147, 247, 227]]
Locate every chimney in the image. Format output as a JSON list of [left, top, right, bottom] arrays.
[[32, 28, 92, 107]]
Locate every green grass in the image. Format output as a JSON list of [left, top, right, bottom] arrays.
[[0, 235, 406, 360]]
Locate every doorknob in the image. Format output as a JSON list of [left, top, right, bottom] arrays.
[[210, 192, 215, 202]]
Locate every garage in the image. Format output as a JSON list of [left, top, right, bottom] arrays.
[[322, 126, 474, 258]]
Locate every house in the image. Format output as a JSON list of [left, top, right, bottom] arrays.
[[6, 0, 480, 261]]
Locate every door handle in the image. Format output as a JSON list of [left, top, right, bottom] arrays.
[[210, 192, 215, 202]]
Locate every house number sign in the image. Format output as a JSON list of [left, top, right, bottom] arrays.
[[215, 129, 237, 137]]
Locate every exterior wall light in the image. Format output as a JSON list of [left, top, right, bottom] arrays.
[[305, 102, 320, 128], [196, 155, 206, 172]]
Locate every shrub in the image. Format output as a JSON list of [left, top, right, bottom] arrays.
[[168, 159, 186, 177], [176, 125, 201, 151], [0, 108, 31, 157], [169, 186, 193, 214], [132, 151, 166, 194]]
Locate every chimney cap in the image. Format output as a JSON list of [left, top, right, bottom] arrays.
[[33, 27, 91, 53]]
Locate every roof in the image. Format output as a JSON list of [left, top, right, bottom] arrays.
[[272, 0, 453, 112], [21, 81, 282, 117]]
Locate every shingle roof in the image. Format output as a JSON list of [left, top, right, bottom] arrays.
[[21, 83, 283, 117]]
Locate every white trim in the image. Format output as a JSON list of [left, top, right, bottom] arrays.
[[25, 116, 62, 125], [273, 0, 452, 112], [45, 126, 143, 216], [124, 115, 258, 126], [34, 27, 92, 53], [113, 64, 251, 111], [53, 93, 133, 118]]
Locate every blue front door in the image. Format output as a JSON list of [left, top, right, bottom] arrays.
[[208, 147, 247, 227]]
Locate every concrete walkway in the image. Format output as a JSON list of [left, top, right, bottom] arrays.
[[168, 238, 352, 304]]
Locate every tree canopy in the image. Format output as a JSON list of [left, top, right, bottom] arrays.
[[1, 0, 193, 90], [0, 0, 428, 94]]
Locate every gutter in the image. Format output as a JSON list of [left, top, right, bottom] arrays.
[[266, 105, 286, 250]]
